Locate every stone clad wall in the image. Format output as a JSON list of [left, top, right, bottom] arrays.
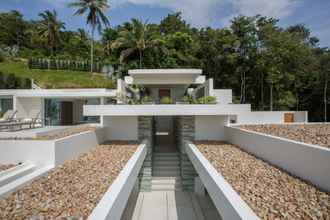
[[138, 116, 153, 191], [176, 116, 198, 191]]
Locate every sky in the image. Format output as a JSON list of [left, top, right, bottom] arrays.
[[0, 0, 329, 47]]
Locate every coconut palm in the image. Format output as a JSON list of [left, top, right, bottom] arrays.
[[69, 0, 110, 73], [38, 10, 65, 56], [112, 19, 154, 68]]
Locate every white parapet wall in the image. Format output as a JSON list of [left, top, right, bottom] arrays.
[[195, 115, 229, 141], [0, 127, 106, 167], [234, 111, 308, 124], [224, 126, 330, 192], [88, 140, 147, 220], [185, 141, 259, 220]]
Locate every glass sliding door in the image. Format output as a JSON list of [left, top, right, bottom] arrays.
[[44, 99, 60, 126]]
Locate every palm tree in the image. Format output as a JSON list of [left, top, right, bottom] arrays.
[[112, 19, 153, 68], [38, 10, 65, 56], [69, 0, 110, 73]]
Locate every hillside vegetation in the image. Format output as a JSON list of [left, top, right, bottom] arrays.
[[0, 60, 115, 89]]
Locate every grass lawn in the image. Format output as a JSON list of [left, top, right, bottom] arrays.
[[0, 60, 116, 89]]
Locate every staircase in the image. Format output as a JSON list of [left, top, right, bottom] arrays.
[[151, 152, 182, 191]]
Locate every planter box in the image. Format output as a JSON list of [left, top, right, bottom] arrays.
[[224, 126, 330, 192]]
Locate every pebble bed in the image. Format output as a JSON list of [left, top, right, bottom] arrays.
[[0, 164, 15, 172], [196, 141, 330, 220], [0, 142, 138, 219], [240, 124, 330, 149]]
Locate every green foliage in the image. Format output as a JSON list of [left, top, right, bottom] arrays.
[[0, 53, 4, 63], [160, 96, 172, 104], [196, 96, 217, 104], [0, 60, 115, 89], [141, 96, 153, 104]]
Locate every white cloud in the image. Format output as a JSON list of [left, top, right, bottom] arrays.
[[42, 0, 299, 27]]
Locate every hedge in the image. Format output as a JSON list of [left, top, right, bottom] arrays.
[[0, 72, 31, 89], [28, 58, 104, 73]]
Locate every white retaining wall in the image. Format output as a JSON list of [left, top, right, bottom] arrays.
[[88, 141, 147, 220], [195, 115, 229, 141], [0, 128, 106, 166], [185, 142, 259, 220], [235, 111, 307, 124], [224, 126, 330, 192], [103, 116, 138, 140]]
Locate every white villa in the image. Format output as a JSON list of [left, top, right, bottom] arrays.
[[1, 69, 327, 220]]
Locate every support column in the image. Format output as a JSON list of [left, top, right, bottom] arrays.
[[100, 97, 105, 127], [138, 116, 153, 191]]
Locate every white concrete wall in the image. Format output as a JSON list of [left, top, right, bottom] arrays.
[[15, 97, 43, 119], [195, 115, 229, 141], [235, 111, 308, 124], [88, 141, 147, 220], [0, 128, 106, 167], [103, 116, 138, 140], [84, 104, 251, 116], [212, 90, 232, 104], [0, 140, 55, 166], [224, 126, 330, 192], [185, 142, 259, 220]]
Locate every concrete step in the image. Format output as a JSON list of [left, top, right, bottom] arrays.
[[151, 178, 182, 185], [153, 166, 180, 172], [153, 157, 180, 162], [153, 160, 180, 166], [151, 184, 183, 191], [153, 171, 181, 177]]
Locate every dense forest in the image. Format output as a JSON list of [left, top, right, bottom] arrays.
[[0, 6, 329, 121]]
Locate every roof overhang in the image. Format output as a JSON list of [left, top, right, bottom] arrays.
[[126, 69, 205, 85], [0, 89, 117, 98], [84, 104, 251, 116]]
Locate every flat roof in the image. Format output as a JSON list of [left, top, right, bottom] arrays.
[[128, 69, 202, 75], [0, 89, 116, 98]]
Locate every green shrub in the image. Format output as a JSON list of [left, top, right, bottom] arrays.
[[160, 96, 172, 104], [196, 96, 217, 104], [182, 95, 193, 103], [0, 72, 4, 89], [5, 73, 17, 89], [141, 96, 153, 104], [0, 53, 4, 63]]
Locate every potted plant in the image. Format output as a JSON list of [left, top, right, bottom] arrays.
[[141, 96, 153, 104], [196, 96, 217, 104], [160, 96, 173, 104]]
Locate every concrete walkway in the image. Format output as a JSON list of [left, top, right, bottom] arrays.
[[128, 191, 221, 220]]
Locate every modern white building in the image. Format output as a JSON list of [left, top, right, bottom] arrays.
[[0, 69, 307, 137]]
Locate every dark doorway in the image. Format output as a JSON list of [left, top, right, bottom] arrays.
[[60, 101, 73, 125], [159, 89, 171, 99], [154, 116, 177, 152]]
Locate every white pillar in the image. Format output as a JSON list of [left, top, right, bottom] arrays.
[[100, 97, 105, 127]]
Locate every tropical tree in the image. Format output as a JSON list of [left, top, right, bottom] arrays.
[[112, 19, 154, 68], [69, 0, 110, 72], [38, 10, 65, 56]]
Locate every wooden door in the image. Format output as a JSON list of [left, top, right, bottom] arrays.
[[158, 89, 171, 99], [60, 101, 73, 125], [284, 113, 294, 123]]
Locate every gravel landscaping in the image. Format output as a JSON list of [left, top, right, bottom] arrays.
[[0, 164, 16, 172], [0, 141, 138, 219], [196, 141, 330, 220], [240, 124, 330, 149], [0, 126, 97, 140]]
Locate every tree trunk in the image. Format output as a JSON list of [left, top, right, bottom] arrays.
[[261, 72, 264, 110], [240, 71, 246, 104], [139, 50, 143, 68], [270, 82, 273, 111], [324, 76, 328, 122], [90, 27, 95, 73]]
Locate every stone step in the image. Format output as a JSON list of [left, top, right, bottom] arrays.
[[151, 177, 182, 185], [151, 184, 183, 191], [152, 171, 181, 177], [153, 160, 180, 166], [153, 156, 180, 161]]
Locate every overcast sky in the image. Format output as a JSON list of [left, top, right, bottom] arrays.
[[0, 0, 329, 47]]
